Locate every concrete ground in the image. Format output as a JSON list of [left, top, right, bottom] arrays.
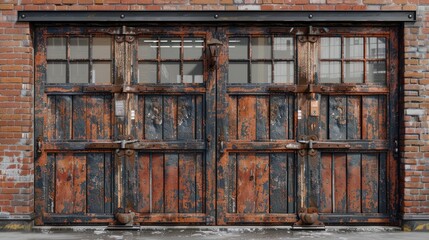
[[1, 226, 428, 240]]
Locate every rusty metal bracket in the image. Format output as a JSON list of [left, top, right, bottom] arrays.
[[36, 136, 43, 155], [292, 207, 325, 230], [298, 135, 350, 156]]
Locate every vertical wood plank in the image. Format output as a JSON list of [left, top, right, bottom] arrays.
[[227, 96, 237, 140], [73, 154, 86, 213], [47, 154, 56, 213], [329, 96, 347, 140], [195, 95, 203, 140], [379, 153, 387, 213], [270, 95, 287, 140], [137, 153, 150, 213], [270, 153, 287, 213], [378, 96, 387, 139], [238, 96, 256, 140], [151, 153, 164, 213], [195, 153, 204, 213], [287, 153, 295, 213], [137, 95, 145, 140], [347, 153, 362, 213], [47, 96, 56, 140], [256, 96, 269, 140], [72, 96, 86, 140], [237, 153, 256, 213], [334, 153, 347, 213], [287, 95, 294, 139], [103, 95, 112, 139], [55, 153, 73, 214], [319, 95, 328, 140], [86, 96, 106, 139], [320, 153, 332, 213], [347, 96, 361, 139], [255, 154, 269, 213], [125, 151, 138, 212], [362, 96, 378, 140], [362, 153, 379, 213], [87, 153, 105, 213], [163, 96, 177, 140], [104, 153, 112, 213], [178, 95, 196, 140], [179, 153, 196, 213], [164, 154, 179, 213], [55, 96, 72, 140], [145, 96, 163, 140], [227, 153, 237, 213]]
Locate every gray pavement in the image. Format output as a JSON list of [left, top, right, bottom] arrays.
[[1, 226, 428, 240]]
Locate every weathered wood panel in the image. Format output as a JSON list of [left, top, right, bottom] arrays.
[[164, 154, 179, 213], [179, 153, 196, 213], [145, 96, 163, 140], [347, 153, 362, 213], [334, 153, 347, 213], [152, 154, 164, 213], [320, 153, 332, 213], [362, 153, 379, 213], [269, 154, 288, 213], [87, 153, 106, 213], [256, 96, 269, 140], [137, 153, 150, 213], [237, 153, 256, 213], [55, 153, 73, 214], [55, 96, 72, 140], [238, 96, 256, 140]]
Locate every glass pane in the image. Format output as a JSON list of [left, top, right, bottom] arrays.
[[138, 38, 158, 60], [92, 62, 111, 84], [229, 38, 248, 59], [274, 61, 294, 84], [274, 37, 294, 59], [138, 63, 157, 84], [319, 61, 341, 83], [229, 62, 248, 83], [344, 62, 363, 83], [367, 61, 386, 84], [160, 38, 181, 59], [70, 38, 89, 59], [251, 62, 272, 83], [321, 37, 341, 59], [184, 38, 204, 59], [93, 37, 111, 59], [344, 37, 363, 59], [183, 62, 203, 83], [70, 62, 89, 83], [47, 62, 66, 83], [366, 37, 386, 59], [160, 62, 180, 83], [252, 37, 271, 59], [47, 38, 66, 59]]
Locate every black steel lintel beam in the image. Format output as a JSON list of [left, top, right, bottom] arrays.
[[17, 10, 416, 23]]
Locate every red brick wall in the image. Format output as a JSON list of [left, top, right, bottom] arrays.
[[0, 1, 427, 221]]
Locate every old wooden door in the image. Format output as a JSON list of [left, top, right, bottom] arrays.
[[34, 26, 216, 225], [216, 25, 399, 225]]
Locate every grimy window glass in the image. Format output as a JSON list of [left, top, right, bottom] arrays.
[[46, 36, 113, 84], [137, 37, 204, 84], [319, 37, 386, 84], [228, 36, 295, 84]]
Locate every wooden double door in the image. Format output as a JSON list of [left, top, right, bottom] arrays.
[[35, 25, 399, 225]]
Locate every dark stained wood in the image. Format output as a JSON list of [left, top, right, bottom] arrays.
[[362, 96, 379, 140], [379, 153, 387, 213], [334, 153, 347, 213], [238, 96, 256, 140], [195, 95, 203, 140], [347, 153, 362, 213], [346, 96, 361, 139], [195, 153, 204, 213], [329, 96, 347, 140], [164, 154, 179, 213], [163, 96, 177, 140], [178, 96, 196, 140], [145, 96, 163, 140], [256, 96, 269, 140], [87, 153, 105, 213], [287, 153, 295, 213], [137, 153, 150, 213], [227, 96, 237, 140], [55, 96, 72, 140], [87, 96, 107, 140], [362, 153, 379, 213], [255, 154, 269, 213], [179, 153, 196, 213], [72, 96, 87, 140], [227, 154, 237, 213], [73, 154, 86, 213], [104, 153, 113, 213], [270, 95, 288, 140], [269, 154, 288, 213], [320, 153, 332, 213]]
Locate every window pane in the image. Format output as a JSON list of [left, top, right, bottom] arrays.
[[251, 62, 271, 83], [160, 38, 181, 59], [47, 62, 66, 83], [70, 38, 89, 60], [321, 38, 341, 59], [92, 62, 111, 84], [367, 61, 386, 84], [138, 38, 158, 60], [139, 63, 157, 83], [344, 62, 363, 83], [184, 38, 203, 59], [229, 38, 248, 59], [184, 62, 203, 83], [160, 62, 180, 83], [70, 62, 89, 83], [274, 61, 294, 84], [252, 37, 271, 59], [366, 37, 386, 59], [274, 37, 294, 59], [320, 61, 341, 83], [47, 38, 66, 59], [344, 37, 363, 59], [229, 62, 248, 83], [93, 37, 111, 59]]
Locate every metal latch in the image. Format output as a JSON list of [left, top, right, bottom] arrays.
[[114, 139, 138, 149], [298, 139, 351, 156]]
